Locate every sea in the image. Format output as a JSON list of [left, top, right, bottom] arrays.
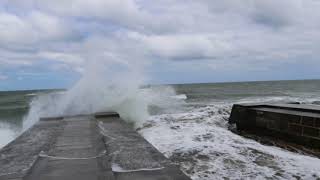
[[1, 79, 320, 179]]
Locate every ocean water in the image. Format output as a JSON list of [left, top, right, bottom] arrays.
[[1, 79, 320, 179]]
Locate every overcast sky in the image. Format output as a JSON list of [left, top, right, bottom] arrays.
[[0, 0, 319, 90]]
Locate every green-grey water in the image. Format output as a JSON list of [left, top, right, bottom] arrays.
[[1, 79, 320, 179], [174, 79, 320, 103], [1, 79, 320, 146]]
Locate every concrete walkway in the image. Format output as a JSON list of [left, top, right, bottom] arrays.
[[0, 113, 190, 180]]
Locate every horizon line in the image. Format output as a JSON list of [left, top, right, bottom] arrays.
[[1, 78, 319, 92]]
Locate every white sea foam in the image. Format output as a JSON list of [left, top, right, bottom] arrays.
[[172, 94, 187, 100], [111, 163, 164, 173], [25, 93, 37, 97], [0, 123, 17, 148], [139, 99, 320, 180]]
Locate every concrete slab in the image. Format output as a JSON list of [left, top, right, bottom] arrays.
[[0, 120, 64, 179], [24, 157, 114, 180], [113, 166, 190, 180], [1, 112, 190, 180], [98, 116, 191, 180], [24, 116, 114, 180]]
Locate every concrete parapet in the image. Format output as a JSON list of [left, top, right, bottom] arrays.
[[229, 103, 320, 149]]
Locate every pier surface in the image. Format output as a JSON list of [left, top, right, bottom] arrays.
[[0, 112, 190, 180], [229, 103, 320, 149]]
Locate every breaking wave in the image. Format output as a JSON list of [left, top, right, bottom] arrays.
[[22, 73, 186, 130], [139, 96, 320, 180]]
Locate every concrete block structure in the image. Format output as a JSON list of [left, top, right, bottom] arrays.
[[229, 103, 320, 149]]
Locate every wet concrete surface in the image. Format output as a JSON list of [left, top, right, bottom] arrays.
[[0, 120, 64, 180], [0, 113, 190, 180], [99, 116, 189, 180]]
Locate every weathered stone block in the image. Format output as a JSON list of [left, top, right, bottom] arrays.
[[287, 114, 300, 124], [315, 118, 320, 128], [256, 117, 268, 128], [266, 119, 278, 130], [303, 127, 319, 137], [265, 112, 281, 121], [288, 124, 303, 135], [301, 116, 314, 126]]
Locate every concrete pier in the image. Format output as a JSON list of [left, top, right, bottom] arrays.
[[0, 112, 190, 180], [229, 103, 320, 149]]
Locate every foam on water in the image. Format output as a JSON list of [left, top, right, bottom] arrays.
[[172, 94, 187, 100], [139, 98, 320, 180], [25, 93, 37, 97]]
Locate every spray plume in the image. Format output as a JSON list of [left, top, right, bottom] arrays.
[[22, 55, 184, 130]]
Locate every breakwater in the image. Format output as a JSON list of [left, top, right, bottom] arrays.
[[0, 112, 190, 180]]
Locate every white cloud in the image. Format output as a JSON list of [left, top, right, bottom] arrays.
[[40, 0, 141, 18], [7, 0, 146, 30], [27, 11, 71, 40], [0, 11, 69, 44], [0, 13, 32, 44], [37, 51, 84, 66], [0, 74, 8, 80], [130, 33, 232, 60], [0, 0, 320, 77]]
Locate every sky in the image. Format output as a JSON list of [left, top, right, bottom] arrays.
[[0, 0, 320, 90]]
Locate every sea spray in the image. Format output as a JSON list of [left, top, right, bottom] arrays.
[[0, 123, 17, 148], [22, 58, 185, 130]]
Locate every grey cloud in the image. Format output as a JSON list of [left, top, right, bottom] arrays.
[[251, 0, 302, 28], [199, 0, 303, 28], [0, 0, 319, 74]]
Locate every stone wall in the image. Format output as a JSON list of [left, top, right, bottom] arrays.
[[229, 104, 320, 149]]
